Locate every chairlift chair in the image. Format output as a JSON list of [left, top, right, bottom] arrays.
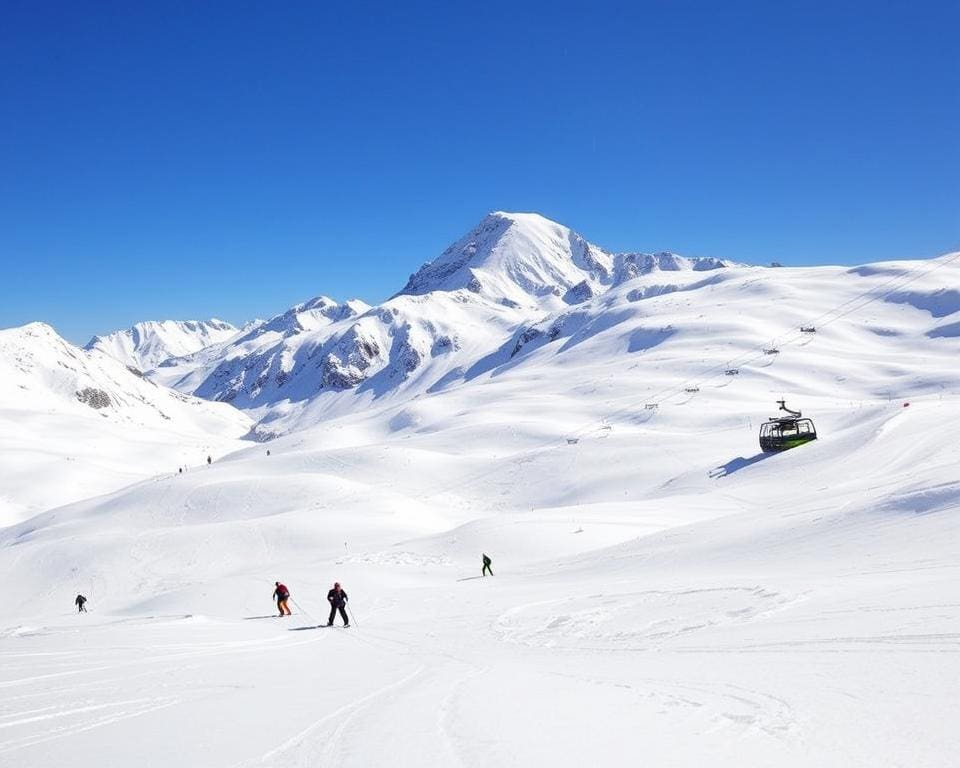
[[759, 400, 818, 453]]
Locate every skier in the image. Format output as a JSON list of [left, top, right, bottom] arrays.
[[75, 594, 87, 613], [273, 582, 291, 616], [482, 553, 493, 577], [207, 455, 212, 466], [326, 582, 349, 627]]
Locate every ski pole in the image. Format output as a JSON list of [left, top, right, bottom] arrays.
[[346, 603, 358, 627], [290, 597, 317, 623]]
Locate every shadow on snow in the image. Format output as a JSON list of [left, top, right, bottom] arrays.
[[709, 452, 772, 478]]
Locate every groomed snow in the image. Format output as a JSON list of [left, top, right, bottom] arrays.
[[2, 218, 959, 766]]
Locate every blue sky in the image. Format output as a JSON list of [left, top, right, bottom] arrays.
[[1, 1, 957, 343]]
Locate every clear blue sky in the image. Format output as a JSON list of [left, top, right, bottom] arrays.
[[1, 1, 957, 343]]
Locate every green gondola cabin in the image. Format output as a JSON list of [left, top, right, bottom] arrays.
[[759, 400, 818, 452]]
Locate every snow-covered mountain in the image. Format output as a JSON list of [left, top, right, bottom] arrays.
[[398, 211, 734, 307], [86, 318, 240, 372], [234, 296, 370, 340], [0, 322, 251, 523], [148, 296, 374, 417], [155, 212, 739, 433], [20, 211, 959, 446]]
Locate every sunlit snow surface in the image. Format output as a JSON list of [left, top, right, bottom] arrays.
[[86, 318, 241, 373], [0, 323, 251, 524], [1, 243, 959, 766]]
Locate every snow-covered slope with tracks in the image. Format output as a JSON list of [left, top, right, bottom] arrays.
[[1, 214, 959, 766]]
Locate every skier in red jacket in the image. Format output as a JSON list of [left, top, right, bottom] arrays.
[[273, 582, 291, 616]]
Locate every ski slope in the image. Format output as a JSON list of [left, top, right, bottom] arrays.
[[0, 323, 252, 525], [1, 230, 959, 765], [2, 396, 957, 767]]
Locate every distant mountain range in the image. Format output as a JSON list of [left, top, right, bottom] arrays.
[[2, 210, 958, 522], [86, 319, 241, 372], [81, 212, 739, 432], [8, 211, 959, 444]]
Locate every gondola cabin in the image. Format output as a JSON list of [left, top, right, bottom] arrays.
[[759, 400, 818, 452]]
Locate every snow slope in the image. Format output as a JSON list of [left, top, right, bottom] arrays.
[[0, 323, 252, 524], [1, 246, 959, 766], [86, 318, 240, 372]]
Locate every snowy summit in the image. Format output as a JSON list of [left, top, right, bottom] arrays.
[[399, 211, 735, 307]]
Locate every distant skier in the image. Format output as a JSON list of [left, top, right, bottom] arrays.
[[75, 594, 87, 613], [207, 455, 212, 466], [273, 582, 291, 616], [326, 582, 349, 627], [266, 449, 271, 456], [482, 553, 493, 577]]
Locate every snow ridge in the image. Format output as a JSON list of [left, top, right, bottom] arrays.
[[399, 211, 735, 308], [86, 318, 239, 372]]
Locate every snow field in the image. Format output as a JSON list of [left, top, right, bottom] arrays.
[[1, 220, 958, 765], [2, 389, 959, 766]]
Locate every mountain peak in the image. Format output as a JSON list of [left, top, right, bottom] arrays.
[[235, 295, 370, 343], [397, 212, 740, 308], [7, 321, 60, 339], [487, 210, 556, 226], [398, 211, 612, 307]]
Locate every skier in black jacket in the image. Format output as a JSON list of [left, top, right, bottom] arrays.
[[75, 594, 87, 612], [326, 582, 349, 627]]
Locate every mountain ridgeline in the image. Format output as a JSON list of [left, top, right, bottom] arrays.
[[86, 319, 240, 373], [140, 212, 737, 430], [70, 211, 959, 439]]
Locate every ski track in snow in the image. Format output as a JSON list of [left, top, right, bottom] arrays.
[[236, 665, 427, 768]]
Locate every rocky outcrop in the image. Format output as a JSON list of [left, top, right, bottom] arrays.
[[76, 387, 112, 409]]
